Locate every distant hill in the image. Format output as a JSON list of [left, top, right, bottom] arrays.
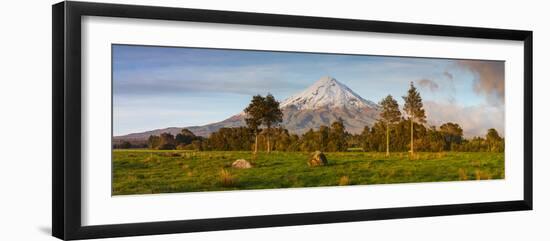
[[114, 76, 380, 142]]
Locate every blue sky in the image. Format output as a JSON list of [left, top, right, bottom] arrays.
[[113, 44, 504, 137]]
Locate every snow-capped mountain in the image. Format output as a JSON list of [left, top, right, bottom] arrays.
[[114, 76, 380, 141], [281, 76, 378, 110], [279, 76, 379, 135]]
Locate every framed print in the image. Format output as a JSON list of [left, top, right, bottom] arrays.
[[52, 1, 533, 240]]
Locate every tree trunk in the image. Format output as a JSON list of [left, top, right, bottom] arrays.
[[410, 117, 414, 155], [254, 132, 258, 154], [267, 131, 271, 153], [386, 122, 390, 157]]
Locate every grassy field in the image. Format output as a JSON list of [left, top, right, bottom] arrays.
[[112, 150, 504, 195]]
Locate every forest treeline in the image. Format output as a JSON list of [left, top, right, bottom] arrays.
[[122, 119, 504, 153], [115, 82, 504, 153]]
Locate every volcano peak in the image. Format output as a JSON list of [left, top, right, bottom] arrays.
[[280, 76, 378, 110]]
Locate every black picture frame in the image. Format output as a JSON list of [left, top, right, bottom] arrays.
[[52, 1, 533, 240]]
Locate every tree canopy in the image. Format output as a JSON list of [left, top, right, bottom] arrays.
[[403, 82, 426, 154], [379, 95, 401, 156], [243, 93, 283, 153]]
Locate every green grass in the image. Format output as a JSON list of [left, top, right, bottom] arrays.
[[112, 150, 504, 195]]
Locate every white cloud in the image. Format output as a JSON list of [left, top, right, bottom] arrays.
[[424, 100, 504, 138]]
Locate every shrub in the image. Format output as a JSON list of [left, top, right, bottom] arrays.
[[475, 169, 492, 180], [458, 168, 468, 180], [219, 169, 236, 187], [339, 176, 351, 186]]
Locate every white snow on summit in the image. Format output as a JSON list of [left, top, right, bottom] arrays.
[[280, 76, 378, 110]]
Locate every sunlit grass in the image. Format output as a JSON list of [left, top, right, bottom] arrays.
[[112, 150, 504, 195]]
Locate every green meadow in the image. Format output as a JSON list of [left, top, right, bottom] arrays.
[[112, 149, 504, 195]]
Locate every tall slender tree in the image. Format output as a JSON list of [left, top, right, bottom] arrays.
[[244, 95, 265, 154], [379, 95, 401, 157], [403, 82, 426, 155], [262, 94, 283, 153]]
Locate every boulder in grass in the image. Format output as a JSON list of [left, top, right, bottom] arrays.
[[308, 151, 328, 167], [232, 159, 252, 169]]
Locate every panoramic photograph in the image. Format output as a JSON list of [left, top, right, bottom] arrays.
[[112, 44, 505, 195]]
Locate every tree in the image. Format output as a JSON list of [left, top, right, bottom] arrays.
[[418, 126, 445, 152], [114, 141, 132, 149], [272, 127, 291, 151], [486, 128, 502, 141], [360, 126, 371, 151], [379, 95, 401, 156], [327, 118, 347, 152], [147, 135, 161, 149], [262, 94, 283, 153], [368, 121, 388, 152], [403, 82, 426, 155], [175, 128, 197, 146], [244, 95, 265, 154], [486, 128, 504, 152], [286, 134, 301, 152], [439, 122, 463, 151], [207, 127, 253, 151], [190, 140, 203, 151], [318, 125, 330, 151], [158, 132, 176, 150], [301, 129, 317, 152]]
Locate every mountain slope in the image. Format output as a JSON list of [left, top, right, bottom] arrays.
[[279, 76, 379, 134], [115, 76, 380, 141], [281, 76, 377, 110]]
